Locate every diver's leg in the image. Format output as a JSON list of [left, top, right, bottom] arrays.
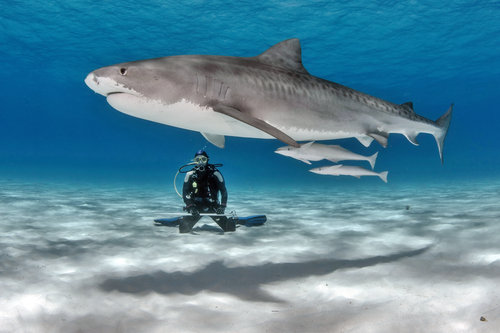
[[211, 215, 236, 232], [179, 215, 201, 233]]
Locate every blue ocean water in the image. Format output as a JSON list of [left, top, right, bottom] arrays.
[[1, 1, 500, 332], [1, 0, 499, 186]]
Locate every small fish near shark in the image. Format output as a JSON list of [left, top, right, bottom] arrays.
[[275, 141, 378, 169], [310, 165, 389, 183], [84, 38, 452, 163]]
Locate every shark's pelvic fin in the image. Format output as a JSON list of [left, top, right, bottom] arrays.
[[201, 132, 225, 148], [213, 103, 300, 148], [255, 38, 309, 74]]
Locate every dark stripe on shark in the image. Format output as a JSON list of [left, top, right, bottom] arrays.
[[213, 103, 300, 148]]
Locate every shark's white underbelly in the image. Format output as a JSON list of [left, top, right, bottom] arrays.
[[106, 94, 356, 141]]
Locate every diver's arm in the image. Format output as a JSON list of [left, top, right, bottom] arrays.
[[182, 171, 194, 207], [213, 170, 228, 207]]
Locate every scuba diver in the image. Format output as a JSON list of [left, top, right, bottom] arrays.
[[180, 150, 236, 233]]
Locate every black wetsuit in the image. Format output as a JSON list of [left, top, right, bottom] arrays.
[[180, 164, 235, 233]]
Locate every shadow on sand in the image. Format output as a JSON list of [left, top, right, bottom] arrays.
[[100, 246, 430, 303]]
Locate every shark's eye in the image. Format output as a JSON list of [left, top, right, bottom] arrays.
[[120, 68, 127, 76]]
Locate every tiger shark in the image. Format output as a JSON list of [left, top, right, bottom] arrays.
[[84, 38, 452, 162]]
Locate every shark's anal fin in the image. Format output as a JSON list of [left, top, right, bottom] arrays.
[[369, 132, 389, 148], [213, 104, 300, 148], [201, 132, 225, 148]]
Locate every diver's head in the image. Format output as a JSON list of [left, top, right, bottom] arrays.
[[193, 150, 209, 169]]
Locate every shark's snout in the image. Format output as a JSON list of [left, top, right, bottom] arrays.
[[84, 70, 137, 98], [309, 168, 322, 174], [84, 73, 99, 93]]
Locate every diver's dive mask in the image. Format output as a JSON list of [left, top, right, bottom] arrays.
[[193, 156, 208, 171], [194, 155, 208, 164]]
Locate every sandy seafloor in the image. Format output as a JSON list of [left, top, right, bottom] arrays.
[[1, 179, 500, 333]]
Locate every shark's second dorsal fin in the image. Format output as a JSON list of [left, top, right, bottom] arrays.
[[400, 102, 414, 112], [255, 39, 309, 74]]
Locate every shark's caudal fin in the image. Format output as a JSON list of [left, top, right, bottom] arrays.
[[368, 151, 378, 170], [434, 104, 453, 164], [378, 171, 389, 183]]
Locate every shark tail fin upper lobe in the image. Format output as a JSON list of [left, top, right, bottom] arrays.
[[434, 103, 453, 164], [379, 171, 389, 183]]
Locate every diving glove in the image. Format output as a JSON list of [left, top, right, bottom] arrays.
[[216, 205, 225, 215], [191, 208, 200, 217], [186, 205, 200, 217]]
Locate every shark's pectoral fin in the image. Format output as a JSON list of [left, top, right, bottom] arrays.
[[299, 158, 312, 165], [213, 103, 299, 148], [369, 132, 389, 148], [201, 132, 225, 148]]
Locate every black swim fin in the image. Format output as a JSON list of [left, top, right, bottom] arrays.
[[154, 215, 267, 227], [236, 215, 267, 227]]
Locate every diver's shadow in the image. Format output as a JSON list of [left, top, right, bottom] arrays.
[[100, 246, 431, 303]]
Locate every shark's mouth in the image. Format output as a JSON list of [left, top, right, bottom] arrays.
[[84, 73, 140, 98], [106, 91, 143, 106], [106, 91, 127, 97]]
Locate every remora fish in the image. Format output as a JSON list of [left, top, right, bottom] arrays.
[[275, 141, 378, 169], [84, 39, 452, 162], [309, 165, 389, 183]]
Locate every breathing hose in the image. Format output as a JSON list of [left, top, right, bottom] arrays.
[[173, 162, 224, 198], [174, 162, 196, 198]]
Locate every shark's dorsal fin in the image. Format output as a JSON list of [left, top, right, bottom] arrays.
[[400, 102, 414, 111], [255, 39, 309, 74]]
